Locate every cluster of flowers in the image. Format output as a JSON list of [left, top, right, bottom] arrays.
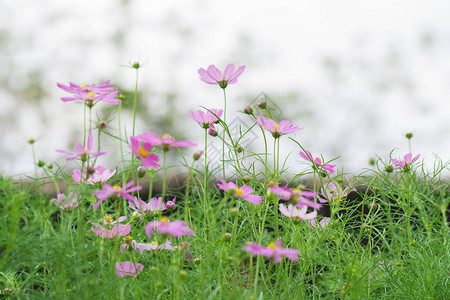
[[52, 63, 422, 276]]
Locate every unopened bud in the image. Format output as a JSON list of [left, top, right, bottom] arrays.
[[243, 175, 251, 183], [224, 232, 232, 240], [257, 100, 267, 109], [132, 61, 140, 69], [194, 258, 201, 265], [236, 145, 243, 153], [98, 120, 107, 130], [136, 166, 146, 178], [385, 165, 394, 173], [193, 150, 203, 161], [37, 160, 45, 168], [28, 138, 36, 145], [368, 157, 376, 166], [47, 163, 53, 169], [179, 270, 187, 279], [244, 105, 254, 115], [208, 125, 218, 137], [405, 132, 413, 139], [230, 207, 239, 217], [3, 288, 12, 296]]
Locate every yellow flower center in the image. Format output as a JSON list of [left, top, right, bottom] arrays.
[[267, 242, 278, 249], [113, 185, 121, 190], [88, 92, 95, 98], [235, 189, 244, 195], [104, 214, 113, 223], [273, 124, 279, 132], [151, 241, 158, 246], [81, 84, 87, 88], [160, 216, 169, 223], [138, 147, 149, 157], [124, 236, 133, 244], [162, 134, 171, 138]]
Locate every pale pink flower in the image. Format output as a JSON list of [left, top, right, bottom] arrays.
[[72, 165, 116, 185], [391, 153, 420, 171], [308, 217, 330, 230], [321, 182, 354, 202], [145, 217, 194, 238], [57, 81, 121, 105], [198, 63, 246, 89], [92, 181, 142, 210], [270, 186, 323, 210], [51, 192, 80, 211], [166, 197, 177, 209], [115, 261, 144, 277], [279, 204, 317, 221], [243, 239, 300, 263], [129, 136, 160, 169], [137, 132, 196, 151], [55, 130, 106, 162], [129, 196, 168, 216], [299, 150, 336, 174], [120, 239, 175, 254], [217, 178, 262, 204], [92, 222, 131, 239], [257, 115, 302, 138], [190, 109, 223, 129]]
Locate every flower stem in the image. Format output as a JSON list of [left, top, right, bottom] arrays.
[[132, 68, 139, 137], [222, 88, 227, 179], [162, 151, 167, 201]]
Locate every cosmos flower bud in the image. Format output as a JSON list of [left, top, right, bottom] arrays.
[[244, 105, 254, 115], [242, 175, 251, 183], [405, 132, 413, 139], [208, 125, 218, 137], [28, 138, 36, 145], [136, 166, 147, 178], [47, 163, 53, 169], [235, 145, 243, 153], [37, 160, 45, 167], [385, 165, 394, 173], [179, 270, 188, 279], [98, 120, 107, 130], [257, 99, 267, 109], [132, 62, 140, 69], [194, 258, 201, 265], [193, 150, 203, 161], [224, 232, 232, 240], [368, 157, 376, 166], [230, 207, 239, 217]]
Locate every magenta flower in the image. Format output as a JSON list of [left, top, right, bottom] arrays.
[[198, 63, 246, 89], [51, 192, 80, 211], [391, 153, 420, 172], [145, 217, 194, 238], [115, 261, 144, 277], [190, 109, 223, 129], [321, 182, 354, 202], [92, 181, 142, 210], [299, 150, 336, 174], [166, 197, 177, 209], [257, 115, 302, 138], [137, 132, 196, 151], [72, 165, 116, 185], [217, 178, 262, 204], [243, 240, 300, 263], [57, 81, 121, 105], [129, 196, 168, 216], [270, 186, 323, 210], [129, 136, 160, 169], [279, 204, 317, 222], [56, 130, 106, 162], [120, 239, 175, 254]]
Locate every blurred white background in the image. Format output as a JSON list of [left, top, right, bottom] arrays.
[[0, 0, 449, 177]]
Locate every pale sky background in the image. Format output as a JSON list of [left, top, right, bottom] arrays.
[[0, 0, 449, 178]]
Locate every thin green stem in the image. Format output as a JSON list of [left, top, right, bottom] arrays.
[[222, 88, 227, 179], [162, 151, 167, 201]]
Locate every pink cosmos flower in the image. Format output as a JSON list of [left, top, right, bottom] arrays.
[[279, 204, 317, 221], [217, 178, 263, 204], [257, 115, 302, 138], [72, 165, 116, 185], [55, 130, 106, 162], [308, 217, 330, 230], [190, 109, 223, 129], [145, 217, 194, 238], [391, 153, 420, 171], [270, 186, 323, 210], [166, 197, 177, 209], [321, 182, 354, 202], [91, 216, 131, 238], [57, 81, 121, 105], [129, 136, 160, 169], [92, 181, 142, 210], [137, 132, 196, 151], [198, 63, 246, 89], [120, 239, 175, 254], [243, 239, 300, 263], [299, 150, 336, 174], [115, 261, 144, 277], [129, 196, 169, 216], [51, 192, 80, 211]]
